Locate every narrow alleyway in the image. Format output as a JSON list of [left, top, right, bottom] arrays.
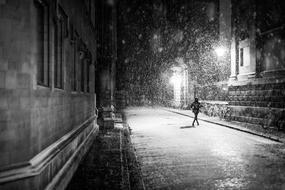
[[125, 107, 285, 189]]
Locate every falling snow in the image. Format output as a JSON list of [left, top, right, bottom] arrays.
[[116, 0, 285, 105]]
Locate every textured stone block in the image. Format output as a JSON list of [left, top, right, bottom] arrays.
[[5, 70, 17, 89], [0, 95, 8, 109], [0, 58, 8, 71], [8, 60, 21, 70], [0, 108, 8, 121], [0, 0, 6, 5], [0, 1, 99, 189], [20, 97, 32, 108], [0, 71, 6, 88], [17, 73, 31, 89], [103, 119, 115, 129]]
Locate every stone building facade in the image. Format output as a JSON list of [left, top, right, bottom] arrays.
[[0, 0, 103, 189], [95, 0, 117, 108], [224, 0, 285, 128]]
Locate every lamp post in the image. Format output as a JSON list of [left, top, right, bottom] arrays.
[[170, 72, 182, 107], [214, 46, 227, 58]]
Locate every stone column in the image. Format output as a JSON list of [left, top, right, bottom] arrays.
[[236, 4, 257, 81], [248, 22, 257, 79], [260, 28, 285, 78], [220, 0, 232, 81], [229, 35, 237, 81], [219, 0, 232, 44]]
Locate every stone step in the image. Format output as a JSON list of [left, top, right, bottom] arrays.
[[230, 115, 284, 130], [228, 83, 285, 105], [229, 96, 285, 103], [230, 115, 265, 126], [229, 100, 285, 108], [229, 89, 285, 96], [229, 83, 285, 92], [229, 95, 285, 102], [229, 106, 285, 127]]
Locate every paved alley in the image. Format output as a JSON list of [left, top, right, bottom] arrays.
[[125, 107, 285, 190], [66, 125, 130, 190]]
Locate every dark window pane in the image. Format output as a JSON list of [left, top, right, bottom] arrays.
[[240, 48, 244, 66]]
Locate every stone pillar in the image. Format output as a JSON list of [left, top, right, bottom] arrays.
[[248, 23, 257, 79], [235, 1, 257, 81], [219, 0, 232, 45], [229, 35, 237, 81], [237, 24, 257, 80], [96, 0, 117, 129], [219, 0, 232, 81], [184, 68, 190, 105], [260, 29, 285, 78]]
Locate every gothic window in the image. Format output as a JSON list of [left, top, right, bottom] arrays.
[[71, 28, 79, 91], [81, 54, 86, 92], [54, 6, 68, 89], [240, 48, 244, 67], [87, 52, 92, 93], [36, 0, 49, 86]]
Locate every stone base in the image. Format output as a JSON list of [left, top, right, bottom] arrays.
[[103, 118, 115, 129], [102, 111, 115, 119], [229, 106, 285, 129], [114, 112, 123, 123], [228, 80, 285, 130], [229, 75, 237, 82], [102, 105, 115, 112], [0, 116, 98, 190], [100, 106, 116, 129], [261, 69, 285, 79], [237, 72, 256, 81]]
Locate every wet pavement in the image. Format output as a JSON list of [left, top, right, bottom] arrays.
[[165, 107, 285, 143], [66, 124, 131, 190], [125, 107, 285, 190]]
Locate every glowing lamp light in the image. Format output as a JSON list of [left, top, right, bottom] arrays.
[[170, 74, 182, 86], [214, 46, 226, 57]]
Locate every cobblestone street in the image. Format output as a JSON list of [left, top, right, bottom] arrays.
[[126, 107, 285, 190]]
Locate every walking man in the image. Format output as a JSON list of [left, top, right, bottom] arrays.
[[190, 98, 202, 126]]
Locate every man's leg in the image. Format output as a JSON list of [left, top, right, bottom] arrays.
[[193, 114, 197, 126], [192, 113, 196, 126], [196, 113, 199, 125]]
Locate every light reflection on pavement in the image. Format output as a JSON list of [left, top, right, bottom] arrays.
[[125, 107, 285, 190]]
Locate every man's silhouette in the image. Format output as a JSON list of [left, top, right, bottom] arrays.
[[190, 98, 202, 126]]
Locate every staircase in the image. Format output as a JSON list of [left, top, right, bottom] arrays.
[[228, 81, 285, 129]]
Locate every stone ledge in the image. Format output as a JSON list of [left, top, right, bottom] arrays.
[[200, 100, 228, 105], [46, 124, 99, 190], [229, 77, 285, 87], [0, 115, 98, 190], [229, 100, 285, 108]]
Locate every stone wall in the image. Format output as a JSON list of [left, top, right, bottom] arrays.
[[0, 0, 98, 189], [200, 101, 230, 120], [228, 79, 285, 130], [196, 81, 229, 101]]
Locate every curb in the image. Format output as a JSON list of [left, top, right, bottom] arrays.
[[121, 112, 146, 190], [165, 108, 284, 143]]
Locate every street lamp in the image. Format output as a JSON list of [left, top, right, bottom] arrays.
[[170, 74, 182, 86], [214, 46, 227, 57], [170, 72, 182, 107]]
